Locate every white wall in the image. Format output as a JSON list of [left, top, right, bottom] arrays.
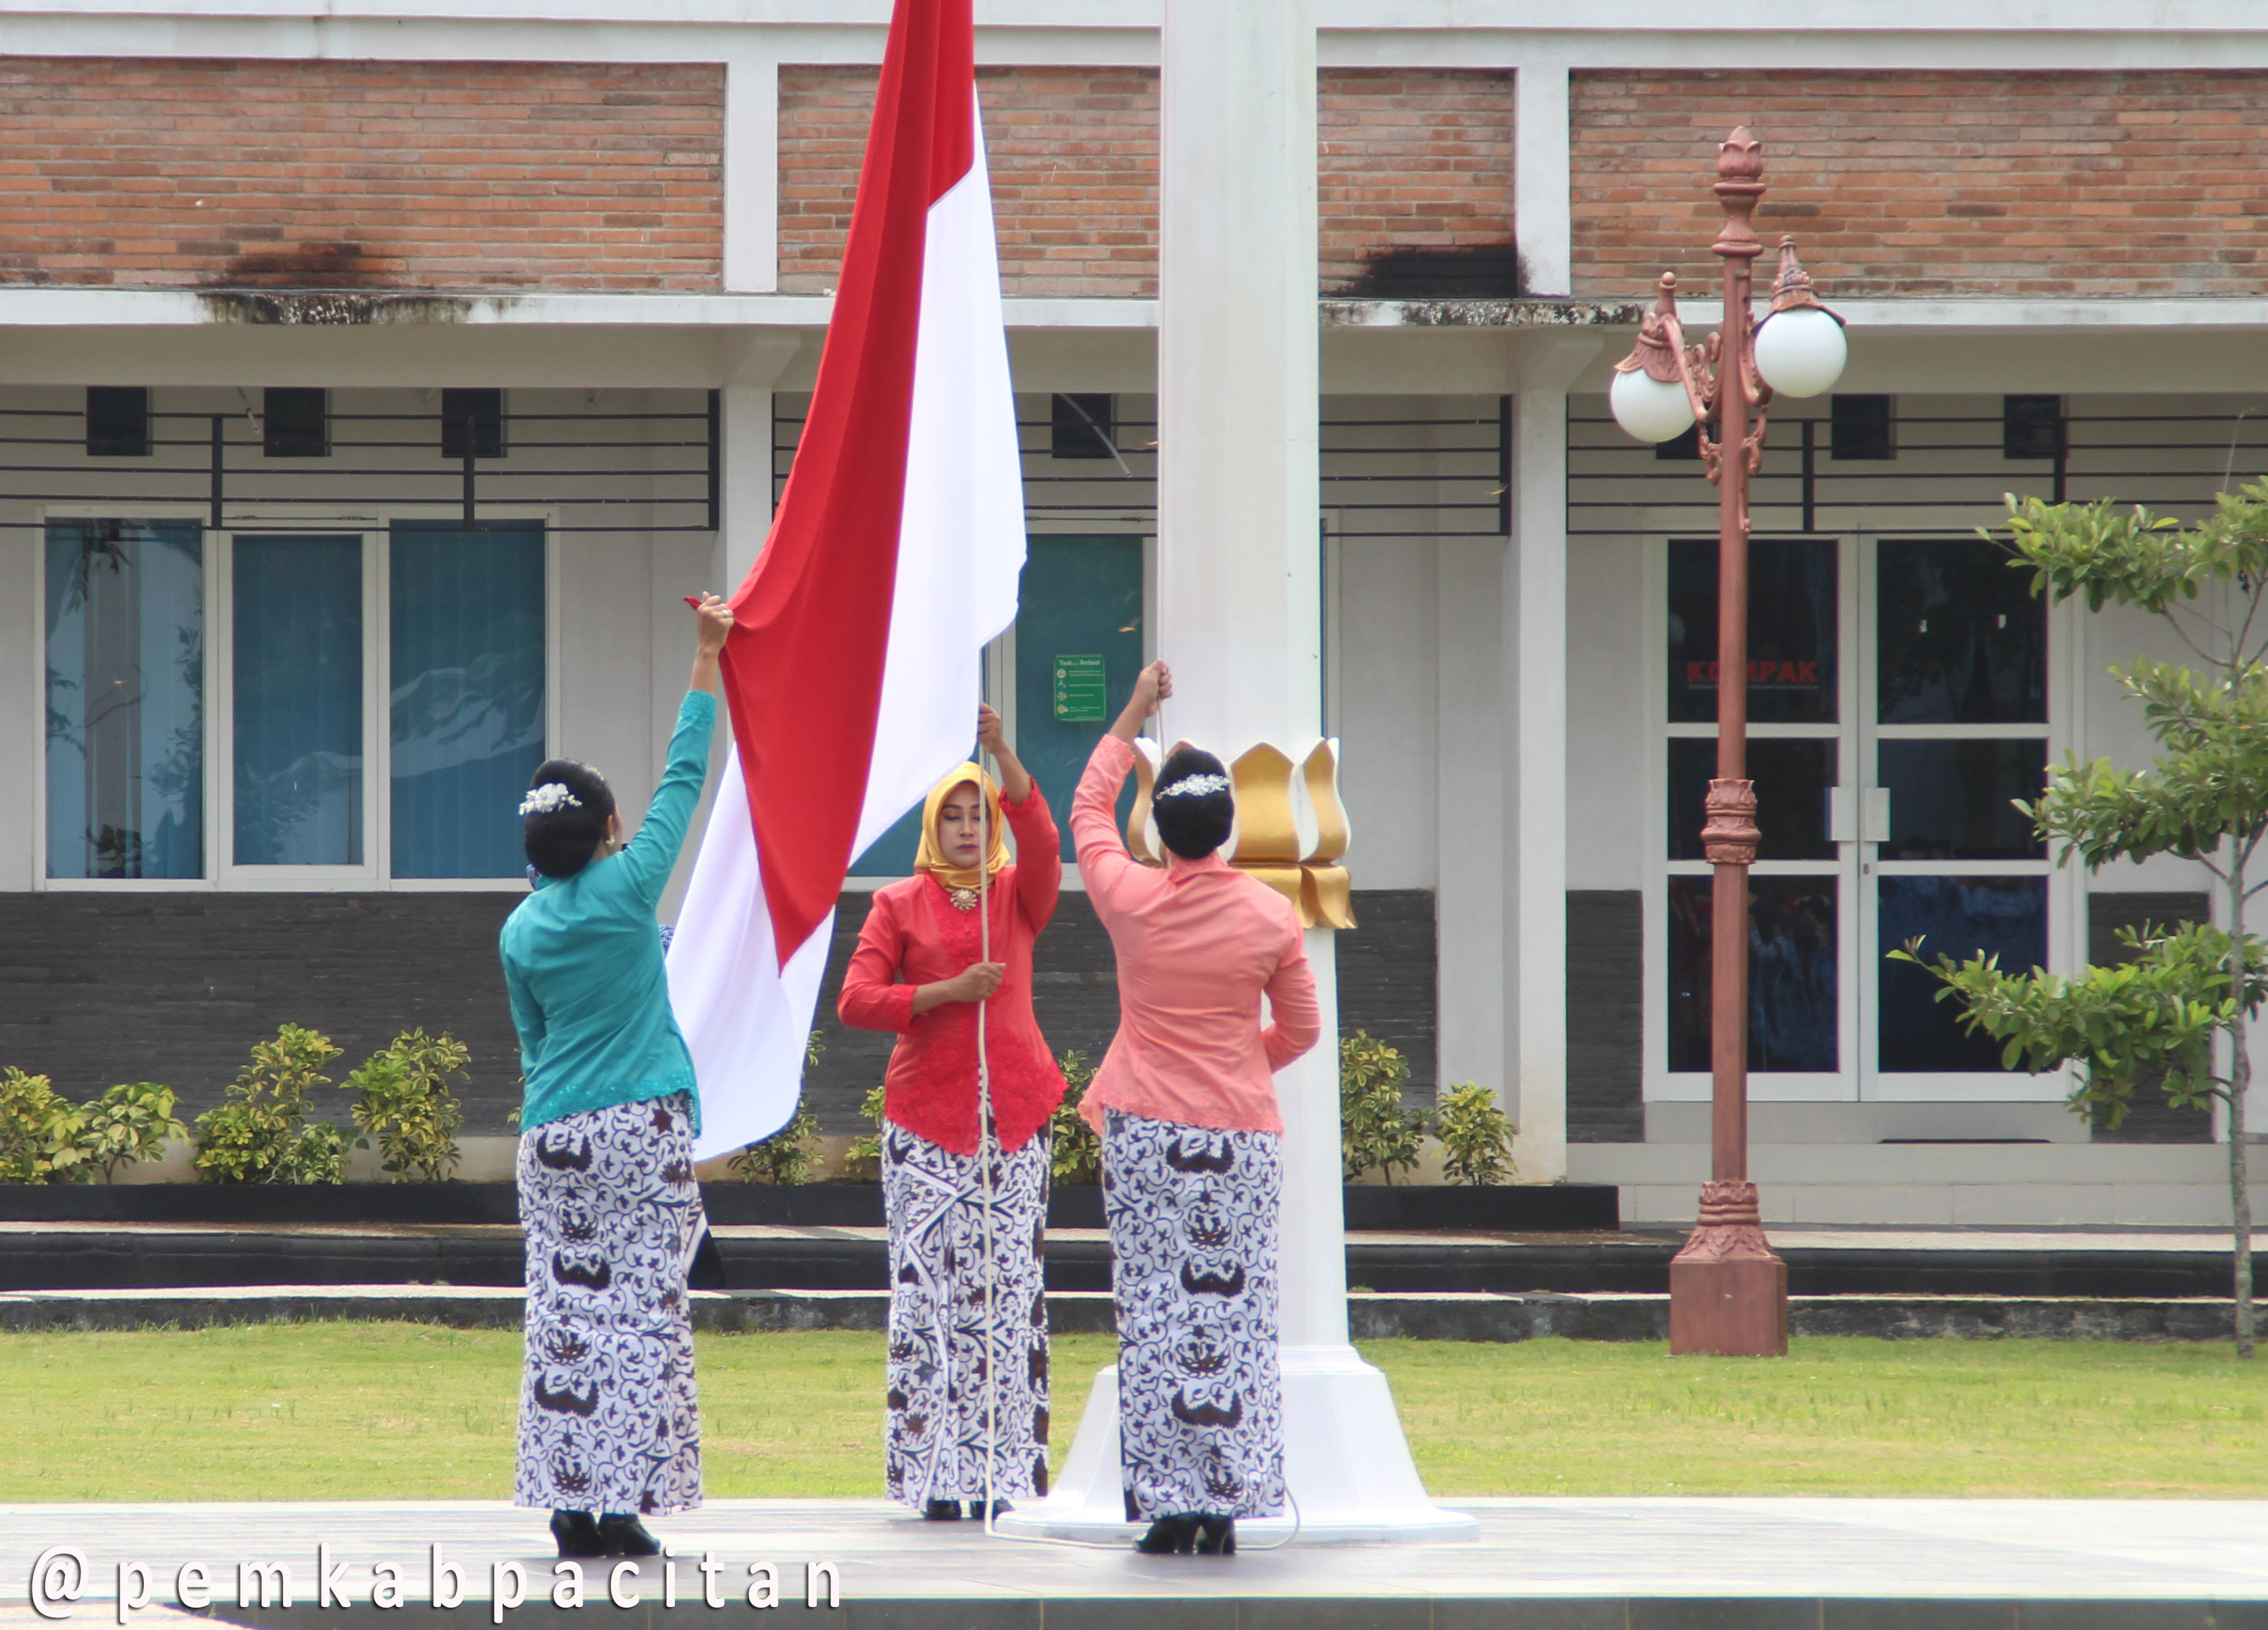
[[1565, 533, 1647, 892], [1334, 537, 1439, 891]]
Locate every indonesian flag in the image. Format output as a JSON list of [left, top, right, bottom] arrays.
[[670, 0, 1024, 1162]]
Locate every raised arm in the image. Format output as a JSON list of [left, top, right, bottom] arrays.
[[615, 595, 732, 906], [1072, 662, 1172, 909]]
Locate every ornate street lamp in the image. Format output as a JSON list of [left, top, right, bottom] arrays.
[[1607, 128, 1847, 1358]]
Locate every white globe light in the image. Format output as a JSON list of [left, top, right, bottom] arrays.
[[1609, 366, 1698, 444], [1753, 305, 1848, 398]]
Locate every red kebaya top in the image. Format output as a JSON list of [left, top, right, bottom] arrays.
[[1071, 734, 1321, 1135], [836, 785, 1068, 1156]]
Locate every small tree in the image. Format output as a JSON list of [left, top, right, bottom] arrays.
[[1340, 1031, 1426, 1184], [1896, 484, 2268, 1355], [347, 1030, 470, 1182]]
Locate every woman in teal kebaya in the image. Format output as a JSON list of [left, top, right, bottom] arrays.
[[501, 592, 731, 1562]]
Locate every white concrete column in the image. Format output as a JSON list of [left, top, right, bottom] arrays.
[[716, 382, 776, 591], [1436, 530, 1509, 1101], [1514, 61, 1572, 298], [1007, 0, 1472, 1546], [724, 53, 780, 294], [1505, 337, 1601, 1183]]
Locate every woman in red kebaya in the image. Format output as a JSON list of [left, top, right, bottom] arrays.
[[838, 703, 1067, 1521]]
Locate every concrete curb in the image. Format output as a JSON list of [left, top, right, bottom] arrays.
[[0, 1285, 2248, 1341]]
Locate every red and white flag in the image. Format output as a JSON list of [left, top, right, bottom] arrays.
[[670, 0, 1024, 1161]]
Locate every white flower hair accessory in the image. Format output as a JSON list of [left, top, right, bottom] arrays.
[[518, 783, 584, 818], [1157, 772, 1232, 800]]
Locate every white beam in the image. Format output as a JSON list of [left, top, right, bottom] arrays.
[[1512, 61, 1569, 297], [1507, 334, 1601, 1183], [723, 53, 780, 294]]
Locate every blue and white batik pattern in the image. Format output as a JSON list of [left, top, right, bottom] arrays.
[[1102, 1108, 1286, 1522], [882, 1121, 1051, 1508], [515, 1092, 703, 1517]]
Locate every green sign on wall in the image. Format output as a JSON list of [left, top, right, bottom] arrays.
[[1052, 653, 1107, 722]]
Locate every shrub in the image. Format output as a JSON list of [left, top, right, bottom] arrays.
[[347, 1029, 470, 1182], [843, 1083, 886, 1181], [79, 1083, 189, 1183], [1048, 1049, 1101, 1185], [0, 1068, 91, 1185], [731, 1101, 822, 1185], [728, 1031, 826, 1183], [1340, 1031, 1426, 1184], [193, 1024, 347, 1185], [1434, 1081, 1517, 1187]]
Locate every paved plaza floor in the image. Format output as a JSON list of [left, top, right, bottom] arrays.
[[0, 1498, 2263, 1627]]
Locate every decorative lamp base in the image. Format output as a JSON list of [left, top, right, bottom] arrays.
[[1667, 1180, 1788, 1357]]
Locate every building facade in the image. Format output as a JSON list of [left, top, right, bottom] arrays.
[[3, 0, 2265, 1223]]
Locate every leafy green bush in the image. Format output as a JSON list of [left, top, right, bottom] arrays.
[[728, 1031, 827, 1183], [1048, 1049, 1101, 1185], [731, 1101, 822, 1185], [843, 1083, 887, 1181], [193, 1025, 347, 1185], [1434, 1081, 1517, 1187], [78, 1083, 188, 1183], [0, 1068, 91, 1184], [347, 1029, 469, 1182], [1340, 1031, 1426, 1184]]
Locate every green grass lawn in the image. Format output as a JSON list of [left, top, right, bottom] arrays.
[[5, 1325, 2268, 1502]]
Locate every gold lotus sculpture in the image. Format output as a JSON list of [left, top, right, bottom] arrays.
[[1124, 738, 1355, 930]]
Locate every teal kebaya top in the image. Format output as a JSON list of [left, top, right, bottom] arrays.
[[501, 688, 717, 1134]]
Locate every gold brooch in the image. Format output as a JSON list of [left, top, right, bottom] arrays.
[[945, 886, 980, 912]]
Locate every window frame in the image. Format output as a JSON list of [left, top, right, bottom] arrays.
[[32, 501, 559, 893]]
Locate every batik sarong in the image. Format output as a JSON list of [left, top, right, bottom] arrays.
[[882, 1120, 1051, 1508], [1102, 1108, 1286, 1521], [515, 1091, 703, 1517]]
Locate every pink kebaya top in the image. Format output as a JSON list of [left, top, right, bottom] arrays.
[[1071, 733, 1321, 1135]]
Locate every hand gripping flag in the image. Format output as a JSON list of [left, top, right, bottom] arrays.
[[669, 0, 1025, 1161]]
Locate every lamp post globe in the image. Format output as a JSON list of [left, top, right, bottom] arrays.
[[1609, 364, 1698, 444], [1753, 304, 1848, 398]]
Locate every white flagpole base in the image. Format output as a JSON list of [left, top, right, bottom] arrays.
[[994, 1354, 1479, 1545]]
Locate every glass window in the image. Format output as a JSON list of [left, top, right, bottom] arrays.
[[1667, 537, 1838, 724], [1877, 539, 2046, 724], [389, 523, 545, 879], [1668, 875, 1839, 1073], [234, 535, 363, 866], [1876, 875, 2048, 1072], [1667, 737, 1838, 862], [1877, 739, 2047, 862], [45, 520, 205, 879]]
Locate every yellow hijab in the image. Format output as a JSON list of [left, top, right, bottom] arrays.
[[913, 762, 1008, 889]]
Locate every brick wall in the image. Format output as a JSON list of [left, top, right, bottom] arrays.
[[1573, 71, 2268, 299], [1321, 70, 1514, 296], [780, 66, 1514, 298], [0, 59, 723, 291]]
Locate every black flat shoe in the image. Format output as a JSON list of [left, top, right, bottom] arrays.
[[1194, 1516, 1236, 1555], [923, 1500, 963, 1521], [967, 1500, 1011, 1521], [550, 1511, 605, 1559], [597, 1514, 661, 1556], [1134, 1515, 1199, 1554]]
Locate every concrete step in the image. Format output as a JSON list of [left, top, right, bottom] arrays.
[[0, 1220, 2259, 1298], [1571, 1141, 2268, 1227], [0, 1284, 2252, 1343]]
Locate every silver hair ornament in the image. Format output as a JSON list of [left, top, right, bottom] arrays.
[[518, 783, 584, 818], [1157, 772, 1232, 799]]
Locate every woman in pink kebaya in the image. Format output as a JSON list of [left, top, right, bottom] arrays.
[[1069, 660, 1321, 1558]]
